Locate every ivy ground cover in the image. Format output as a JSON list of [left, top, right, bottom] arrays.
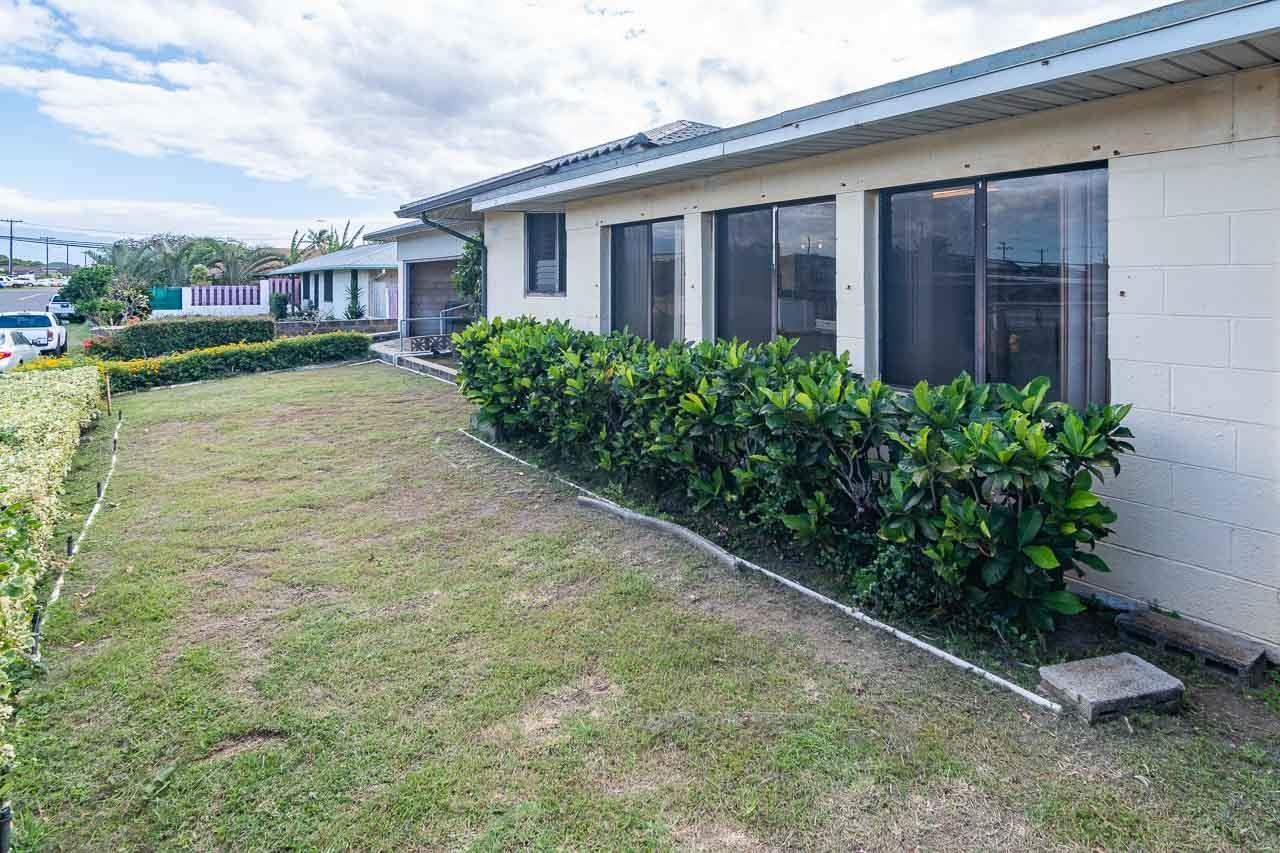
[[10, 363, 1276, 850]]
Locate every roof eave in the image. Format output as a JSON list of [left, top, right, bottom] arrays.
[[472, 0, 1278, 211]]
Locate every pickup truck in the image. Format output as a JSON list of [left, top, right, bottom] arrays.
[[0, 312, 67, 356], [46, 296, 80, 323]]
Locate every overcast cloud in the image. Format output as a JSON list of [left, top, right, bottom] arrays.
[[2, 0, 1166, 240]]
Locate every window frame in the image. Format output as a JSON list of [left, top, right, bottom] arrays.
[[877, 161, 1108, 402], [524, 212, 567, 297], [322, 270, 334, 303], [712, 195, 837, 348]]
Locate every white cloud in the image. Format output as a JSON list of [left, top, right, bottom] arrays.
[[0, 186, 394, 246], [3, 0, 1169, 204]]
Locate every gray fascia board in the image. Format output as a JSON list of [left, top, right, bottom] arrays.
[[472, 0, 1277, 210]]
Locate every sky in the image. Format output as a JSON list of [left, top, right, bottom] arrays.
[[0, 0, 1169, 262]]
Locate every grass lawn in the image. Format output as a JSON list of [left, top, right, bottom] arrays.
[[12, 364, 1278, 850]]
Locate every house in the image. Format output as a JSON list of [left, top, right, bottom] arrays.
[[364, 220, 472, 337], [386, 0, 1280, 657], [270, 243, 400, 319]]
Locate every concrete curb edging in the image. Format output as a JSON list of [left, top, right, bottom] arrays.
[[452, 420, 1063, 715], [48, 414, 124, 608], [576, 496, 1063, 716]]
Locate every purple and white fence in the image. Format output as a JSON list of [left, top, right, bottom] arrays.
[[268, 276, 302, 308], [190, 284, 262, 306], [151, 282, 271, 317]]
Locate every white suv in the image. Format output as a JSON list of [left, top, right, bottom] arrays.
[[0, 312, 67, 356]]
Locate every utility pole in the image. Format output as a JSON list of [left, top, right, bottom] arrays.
[[0, 219, 21, 276], [44, 237, 50, 276]]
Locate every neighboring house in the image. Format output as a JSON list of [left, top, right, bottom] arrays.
[[385, 0, 1280, 657], [365, 220, 472, 336], [271, 243, 399, 319]]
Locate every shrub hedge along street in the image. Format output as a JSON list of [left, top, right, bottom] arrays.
[[456, 317, 1135, 635], [0, 367, 102, 776], [99, 332, 372, 391], [88, 316, 276, 360]]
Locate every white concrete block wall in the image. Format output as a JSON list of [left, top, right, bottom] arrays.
[[485, 211, 599, 331], [474, 67, 1280, 655], [1101, 139, 1280, 656]]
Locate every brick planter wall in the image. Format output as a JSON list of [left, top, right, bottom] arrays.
[[275, 319, 398, 337]]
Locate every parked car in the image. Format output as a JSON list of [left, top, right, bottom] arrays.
[[0, 330, 42, 372], [46, 296, 80, 323], [0, 312, 67, 355]]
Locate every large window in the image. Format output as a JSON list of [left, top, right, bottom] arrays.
[[526, 212, 566, 295], [715, 199, 836, 355], [881, 165, 1107, 407], [611, 218, 683, 346]]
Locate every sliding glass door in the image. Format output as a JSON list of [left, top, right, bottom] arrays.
[[611, 218, 683, 346], [715, 199, 836, 354], [881, 165, 1108, 406]]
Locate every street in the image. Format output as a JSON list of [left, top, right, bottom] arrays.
[[0, 286, 58, 313]]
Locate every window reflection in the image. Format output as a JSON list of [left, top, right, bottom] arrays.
[[881, 166, 1108, 405], [777, 201, 837, 355], [986, 169, 1108, 408], [715, 200, 837, 352], [611, 218, 683, 345]]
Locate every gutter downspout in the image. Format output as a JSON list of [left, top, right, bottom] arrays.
[[419, 215, 487, 318]]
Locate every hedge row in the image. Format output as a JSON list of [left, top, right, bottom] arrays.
[[88, 316, 276, 359], [456, 317, 1135, 634], [97, 332, 372, 391], [0, 367, 102, 773]]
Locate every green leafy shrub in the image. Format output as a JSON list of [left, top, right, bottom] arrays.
[[269, 291, 290, 321], [102, 332, 371, 391], [89, 316, 276, 360], [455, 317, 1135, 635], [0, 367, 102, 776]]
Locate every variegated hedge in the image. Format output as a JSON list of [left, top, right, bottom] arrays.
[[0, 368, 102, 776]]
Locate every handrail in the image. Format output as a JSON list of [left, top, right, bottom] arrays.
[[400, 304, 475, 351]]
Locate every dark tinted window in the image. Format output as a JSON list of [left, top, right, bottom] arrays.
[[526, 213, 566, 295], [0, 315, 53, 329], [882, 166, 1108, 405], [611, 222, 651, 338], [883, 185, 976, 386], [715, 207, 774, 345], [611, 219, 683, 346]]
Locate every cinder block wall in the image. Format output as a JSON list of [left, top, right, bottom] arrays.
[[1101, 139, 1279, 657]]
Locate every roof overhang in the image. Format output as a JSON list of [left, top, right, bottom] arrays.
[[473, 0, 1280, 211], [366, 211, 481, 242]]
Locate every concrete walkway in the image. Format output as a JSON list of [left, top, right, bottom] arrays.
[[371, 338, 458, 383]]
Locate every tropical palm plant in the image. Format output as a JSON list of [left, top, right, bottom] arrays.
[[304, 221, 365, 255], [147, 234, 199, 287], [284, 230, 308, 265], [191, 239, 284, 284], [88, 239, 157, 283]]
